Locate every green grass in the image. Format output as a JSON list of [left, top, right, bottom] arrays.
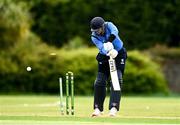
[[0, 95, 180, 125]]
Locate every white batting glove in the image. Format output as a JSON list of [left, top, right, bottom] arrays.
[[107, 49, 118, 58], [103, 42, 114, 52]]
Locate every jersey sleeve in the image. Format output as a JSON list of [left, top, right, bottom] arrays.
[[91, 36, 108, 55], [106, 22, 123, 52], [107, 22, 119, 36]]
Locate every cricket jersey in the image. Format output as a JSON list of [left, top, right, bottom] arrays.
[[91, 22, 123, 55]]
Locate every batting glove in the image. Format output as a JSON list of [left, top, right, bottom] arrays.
[[103, 42, 114, 52], [107, 49, 118, 58]]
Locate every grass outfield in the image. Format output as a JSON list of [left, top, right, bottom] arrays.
[[0, 95, 179, 125]]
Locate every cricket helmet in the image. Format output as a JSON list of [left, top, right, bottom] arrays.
[[90, 17, 105, 32]]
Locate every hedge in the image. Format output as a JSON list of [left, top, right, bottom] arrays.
[[0, 40, 168, 95], [124, 50, 168, 94]]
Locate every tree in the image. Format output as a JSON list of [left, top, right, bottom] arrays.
[[0, 0, 31, 49], [29, 0, 180, 49]]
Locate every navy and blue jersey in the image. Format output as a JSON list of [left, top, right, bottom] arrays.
[[91, 22, 123, 55]]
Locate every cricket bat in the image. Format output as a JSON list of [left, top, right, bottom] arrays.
[[108, 57, 121, 91]]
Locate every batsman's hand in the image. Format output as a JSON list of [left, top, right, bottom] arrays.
[[103, 42, 114, 52], [107, 49, 118, 58]]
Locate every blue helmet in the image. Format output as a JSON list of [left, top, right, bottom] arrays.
[[90, 17, 105, 31]]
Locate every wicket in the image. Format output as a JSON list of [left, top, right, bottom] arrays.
[[59, 71, 74, 115]]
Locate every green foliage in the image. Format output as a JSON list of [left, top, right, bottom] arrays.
[[63, 36, 87, 49], [28, 0, 180, 49], [0, 0, 173, 95], [124, 51, 168, 94], [0, 0, 31, 49], [58, 48, 98, 94], [148, 45, 180, 59], [0, 31, 98, 94], [1, 0, 179, 49], [0, 40, 168, 94]]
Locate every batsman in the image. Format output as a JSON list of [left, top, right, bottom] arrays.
[[90, 17, 127, 117]]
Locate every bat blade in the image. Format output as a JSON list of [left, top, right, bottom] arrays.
[[109, 57, 121, 91]]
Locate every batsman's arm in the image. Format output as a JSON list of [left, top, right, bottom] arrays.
[[91, 37, 109, 55], [106, 22, 119, 43], [107, 34, 116, 42]]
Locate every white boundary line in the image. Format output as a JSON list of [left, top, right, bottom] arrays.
[[0, 120, 179, 125], [119, 116, 180, 120]]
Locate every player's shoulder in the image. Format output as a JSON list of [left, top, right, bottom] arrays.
[[105, 21, 114, 25], [105, 22, 117, 28]]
